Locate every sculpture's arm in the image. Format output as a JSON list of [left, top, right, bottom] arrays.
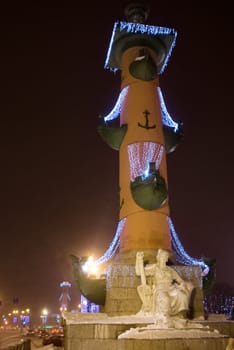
[[171, 268, 194, 293], [171, 269, 184, 284], [135, 252, 155, 280], [135, 251, 144, 277]]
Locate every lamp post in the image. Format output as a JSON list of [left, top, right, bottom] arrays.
[[20, 308, 30, 327], [12, 309, 19, 327], [41, 308, 48, 328], [25, 308, 30, 328]]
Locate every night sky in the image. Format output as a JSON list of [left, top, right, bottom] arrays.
[[0, 0, 233, 318]]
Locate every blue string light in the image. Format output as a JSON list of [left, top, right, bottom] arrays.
[[94, 218, 127, 265], [104, 21, 177, 74], [103, 87, 129, 122], [93, 216, 209, 277], [168, 217, 209, 275], [102, 87, 179, 132], [157, 87, 179, 131]]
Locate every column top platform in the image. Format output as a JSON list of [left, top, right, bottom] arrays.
[[104, 21, 177, 74]]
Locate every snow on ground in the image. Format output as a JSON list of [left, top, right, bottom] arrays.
[[0, 331, 63, 350], [0, 329, 27, 349]]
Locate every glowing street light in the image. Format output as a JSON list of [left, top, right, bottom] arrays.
[[12, 309, 19, 326], [41, 308, 48, 328], [20, 308, 31, 327]]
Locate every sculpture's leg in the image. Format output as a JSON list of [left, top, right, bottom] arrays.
[[153, 289, 171, 316]]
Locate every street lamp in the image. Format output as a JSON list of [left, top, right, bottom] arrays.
[[20, 308, 30, 327], [41, 308, 48, 328], [12, 309, 19, 327]]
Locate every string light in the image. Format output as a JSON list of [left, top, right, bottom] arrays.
[[93, 216, 209, 278], [104, 21, 177, 74], [157, 87, 179, 131], [104, 21, 119, 72], [128, 142, 164, 181], [94, 218, 127, 265], [119, 22, 175, 36], [102, 87, 178, 133], [168, 217, 209, 276], [103, 86, 129, 122]]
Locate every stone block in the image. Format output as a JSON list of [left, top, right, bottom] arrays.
[[66, 324, 95, 339], [108, 287, 132, 300], [117, 337, 231, 350], [104, 262, 205, 318]]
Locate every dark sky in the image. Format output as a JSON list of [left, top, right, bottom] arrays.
[[0, 0, 233, 318]]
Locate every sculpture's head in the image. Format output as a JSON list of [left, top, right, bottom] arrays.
[[157, 249, 170, 264]]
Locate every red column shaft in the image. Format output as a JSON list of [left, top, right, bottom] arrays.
[[118, 46, 172, 253]]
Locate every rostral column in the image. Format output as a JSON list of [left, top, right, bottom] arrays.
[[99, 2, 181, 262], [71, 2, 206, 317]]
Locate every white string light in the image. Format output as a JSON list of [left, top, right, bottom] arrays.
[[92, 216, 209, 278], [128, 142, 164, 181], [104, 21, 177, 74], [168, 217, 209, 276], [103, 86, 129, 122], [94, 218, 127, 266], [157, 87, 179, 131]]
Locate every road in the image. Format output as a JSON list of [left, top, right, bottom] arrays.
[[27, 336, 63, 350], [0, 330, 63, 350]]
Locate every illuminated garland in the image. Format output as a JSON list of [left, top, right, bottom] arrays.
[[103, 86, 129, 122], [168, 217, 209, 275], [157, 87, 179, 131], [93, 216, 209, 276], [94, 218, 127, 265], [60, 281, 71, 287], [128, 142, 164, 181], [119, 21, 175, 36], [59, 294, 71, 302], [102, 87, 179, 132], [104, 21, 119, 72], [104, 21, 177, 74], [59, 282, 71, 311]]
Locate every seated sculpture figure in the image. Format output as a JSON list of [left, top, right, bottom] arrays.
[[135, 249, 194, 318]]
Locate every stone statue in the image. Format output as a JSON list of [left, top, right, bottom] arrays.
[[135, 249, 194, 319]]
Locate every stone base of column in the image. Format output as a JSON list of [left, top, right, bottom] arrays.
[[104, 258, 205, 319], [63, 313, 233, 350]]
